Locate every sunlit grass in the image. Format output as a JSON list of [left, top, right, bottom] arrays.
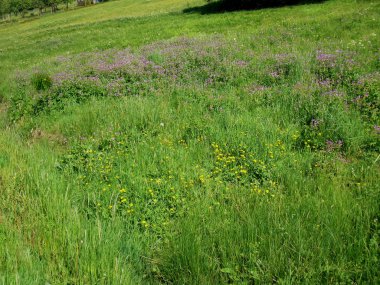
[[0, 0, 379, 284]]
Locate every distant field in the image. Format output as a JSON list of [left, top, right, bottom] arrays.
[[0, 0, 379, 284]]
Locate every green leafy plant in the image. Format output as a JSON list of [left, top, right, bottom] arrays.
[[31, 72, 52, 91]]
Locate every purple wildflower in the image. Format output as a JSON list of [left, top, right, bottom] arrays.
[[310, 119, 320, 128], [325, 139, 344, 152], [316, 52, 336, 62], [322, 90, 344, 98], [269, 71, 280, 78], [235, 60, 248, 67]]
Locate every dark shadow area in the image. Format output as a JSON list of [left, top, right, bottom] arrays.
[[184, 0, 326, 14]]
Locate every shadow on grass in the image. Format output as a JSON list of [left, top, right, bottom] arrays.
[[184, 0, 326, 14]]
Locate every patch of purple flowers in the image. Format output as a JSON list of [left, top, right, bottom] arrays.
[[325, 139, 344, 152], [316, 52, 336, 63], [322, 90, 344, 98], [374, 125, 380, 135]]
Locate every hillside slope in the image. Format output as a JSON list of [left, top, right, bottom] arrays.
[[0, 0, 379, 284]]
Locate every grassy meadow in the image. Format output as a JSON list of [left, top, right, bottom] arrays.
[[0, 0, 379, 284]]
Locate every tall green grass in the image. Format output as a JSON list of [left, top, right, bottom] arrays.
[[0, 0, 379, 284]]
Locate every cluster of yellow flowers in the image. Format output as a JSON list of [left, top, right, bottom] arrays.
[[65, 129, 282, 233], [209, 142, 279, 198], [212, 143, 249, 179], [211, 142, 268, 182]]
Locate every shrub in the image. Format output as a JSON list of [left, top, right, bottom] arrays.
[[31, 80, 107, 115], [8, 87, 34, 122], [31, 72, 52, 91]]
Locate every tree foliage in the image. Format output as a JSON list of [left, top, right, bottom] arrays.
[[0, 0, 59, 17], [0, 0, 107, 18]]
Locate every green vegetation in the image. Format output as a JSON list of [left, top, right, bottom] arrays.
[[0, 0, 379, 284], [0, 0, 109, 20]]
